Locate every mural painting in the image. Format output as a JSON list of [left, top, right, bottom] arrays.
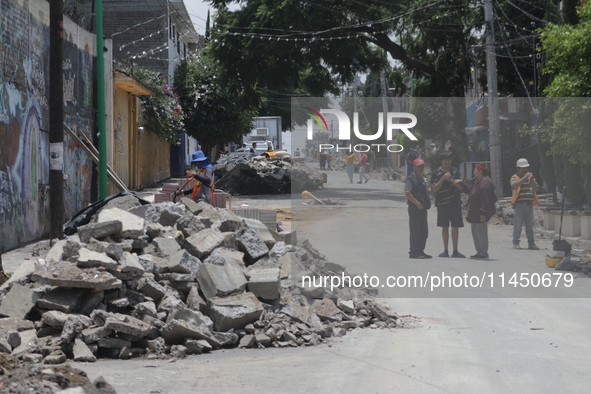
[[1, 0, 95, 250]]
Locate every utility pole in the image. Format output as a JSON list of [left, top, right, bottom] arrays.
[[49, 0, 65, 240], [484, 0, 503, 198], [96, 0, 108, 199]]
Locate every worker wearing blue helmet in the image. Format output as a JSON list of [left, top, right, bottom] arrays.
[[185, 150, 215, 204]]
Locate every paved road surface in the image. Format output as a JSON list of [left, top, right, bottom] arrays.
[[68, 165, 591, 392]]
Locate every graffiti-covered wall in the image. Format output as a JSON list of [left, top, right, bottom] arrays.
[[0, 0, 95, 251]]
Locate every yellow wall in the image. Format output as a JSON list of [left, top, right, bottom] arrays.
[[136, 118, 170, 188]]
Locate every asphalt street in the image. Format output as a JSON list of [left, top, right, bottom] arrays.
[[72, 163, 591, 393]]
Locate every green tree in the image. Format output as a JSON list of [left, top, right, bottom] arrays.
[[174, 55, 259, 153]]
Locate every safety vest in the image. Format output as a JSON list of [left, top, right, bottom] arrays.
[[511, 174, 539, 205], [191, 170, 215, 203]]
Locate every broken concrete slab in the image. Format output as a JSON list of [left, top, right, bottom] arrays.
[[204, 247, 245, 268], [38, 310, 67, 332], [0, 259, 45, 291], [73, 338, 97, 362], [37, 288, 85, 313], [167, 306, 214, 332], [10, 329, 38, 358], [81, 326, 113, 344], [76, 248, 119, 271], [180, 198, 213, 216], [176, 214, 206, 238], [238, 334, 255, 348], [0, 284, 43, 319], [201, 210, 245, 233], [196, 260, 247, 301], [97, 338, 132, 350], [77, 221, 123, 244], [160, 319, 221, 347], [137, 276, 166, 302], [311, 299, 342, 322], [104, 314, 156, 338], [97, 207, 145, 239], [158, 210, 182, 227], [167, 249, 201, 275], [152, 237, 181, 257], [236, 228, 270, 265], [31, 266, 122, 291], [207, 292, 264, 332], [247, 268, 280, 300], [61, 315, 93, 343], [184, 228, 225, 259], [242, 218, 278, 249], [115, 252, 145, 279], [336, 299, 355, 314], [44, 239, 68, 264]]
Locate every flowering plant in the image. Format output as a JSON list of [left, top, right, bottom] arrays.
[[114, 61, 185, 145]]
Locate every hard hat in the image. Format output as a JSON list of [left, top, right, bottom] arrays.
[[516, 158, 530, 168]]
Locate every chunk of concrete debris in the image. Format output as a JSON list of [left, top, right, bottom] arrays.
[[31, 266, 122, 291], [0, 259, 45, 291], [236, 228, 270, 264], [247, 268, 280, 300], [40, 311, 70, 328], [200, 210, 245, 232], [116, 252, 145, 278], [167, 306, 214, 332], [0, 284, 43, 319], [76, 248, 119, 270], [311, 299, 342, 322], [158, 209, 182, 227], [10, 329, 38, 358], [365, 299, 399, 322], [243, 218, 279, 249], [81, 326, 113, 344], [152, 237, 181, 257], [77, 220, 123, 244], [180, 197, 212, 215], [61, 315, 93, 343], [37, 288, 86, 313], [336, 299, 355, 314], [73, 338, 97, 362], [176, 214, 206, 238], [104, 314, 157, 338], [137, 276, 166, 302], [45, 239, 68, 264], [207, 292, 264, 332], [238, 334, 255, 348], [184, 228, 225, 259], [196, 260, 247, 300], [160, 319, 221, 347], [255, 333, 271, 347], [97, 207, 145, 239], [167, 249, 201, 275]]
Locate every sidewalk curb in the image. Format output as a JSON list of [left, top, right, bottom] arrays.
[[537, 229, 591, 252]]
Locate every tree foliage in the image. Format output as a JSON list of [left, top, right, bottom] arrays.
[[174, 55, 259, 152], [540, 4, 591, 97], [208, 0, 480, 99]]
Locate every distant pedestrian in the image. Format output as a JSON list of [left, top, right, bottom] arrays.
[[344, 152, 357, 184], [405, 158, 432, 259], [357, 152, 369, 184], [295, 148, 301, 157], [430, 151, 465, 258], [327, 152, 333, 170], [319, 150, 327, 170], [461, 163, 497, 259], [511, 158, 540, 250]]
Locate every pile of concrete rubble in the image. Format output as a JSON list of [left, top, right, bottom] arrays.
[[0, 196, 397, 366], [215, 157, 323, 195]]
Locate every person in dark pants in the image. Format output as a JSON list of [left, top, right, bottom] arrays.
[[430, 151, 465, 258], [405, 158, 432, 259]]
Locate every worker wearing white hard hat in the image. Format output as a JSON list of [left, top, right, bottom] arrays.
[[510, 158, 540, 250]]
